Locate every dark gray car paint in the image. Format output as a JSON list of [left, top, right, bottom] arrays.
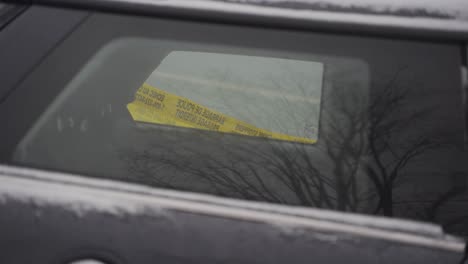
[[0, 5, 88, 102], [0, 201, 461, 264], [0, 166, 464, 264], [0, 3, 27, 30]]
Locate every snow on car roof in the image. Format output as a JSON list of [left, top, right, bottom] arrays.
[[36, 0, 468, 39], [212, 0, 468, 21]]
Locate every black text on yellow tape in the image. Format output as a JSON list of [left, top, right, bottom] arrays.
[[127, 83, 316, 144]]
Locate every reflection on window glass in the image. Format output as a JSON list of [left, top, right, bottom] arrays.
[[128, 52, 324, 143], [9, 13, 468, 238]]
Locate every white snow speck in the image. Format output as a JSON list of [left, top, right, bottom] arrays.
[[80, 119, 88, 132]]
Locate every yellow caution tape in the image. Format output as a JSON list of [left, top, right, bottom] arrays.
[[127, 83, 316, 144]]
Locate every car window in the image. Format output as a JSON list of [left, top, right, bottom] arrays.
[[135, 51, 324, 143], [3, 11, 467, 237]]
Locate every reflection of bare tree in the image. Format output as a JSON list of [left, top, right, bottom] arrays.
[[121, 148, 178, 189], [119, 68, 467, 235], [426, 172, 467, 222], [358, 70, 467, 234], [365, 71, 442, 216], [183, 144, 336, 207]]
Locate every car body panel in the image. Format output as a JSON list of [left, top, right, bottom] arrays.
[[0, 165, 464, 263]]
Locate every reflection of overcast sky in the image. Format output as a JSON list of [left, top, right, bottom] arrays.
[[146, 52, 324, 139]]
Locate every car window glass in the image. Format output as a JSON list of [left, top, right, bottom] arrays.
[[6, 13, 467, 237], [132, 51, 324, 143]]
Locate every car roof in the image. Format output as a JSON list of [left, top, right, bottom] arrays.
[[28, 0, 468, 41], [214, 0, 468, 19]]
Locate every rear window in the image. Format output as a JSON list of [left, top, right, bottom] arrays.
[[130, 51, 324, 143], [4, 11, 467, 237]]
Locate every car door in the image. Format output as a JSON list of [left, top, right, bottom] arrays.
[[0, 1, 467, 263]]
